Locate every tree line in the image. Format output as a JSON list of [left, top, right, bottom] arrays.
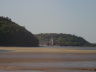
[[36, 33, 94, 46]]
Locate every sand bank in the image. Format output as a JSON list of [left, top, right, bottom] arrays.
[[0, 47, 96, 53]]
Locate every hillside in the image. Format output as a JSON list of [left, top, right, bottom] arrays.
[[0, 16, 39, 47], [36, 33, 92, 46]]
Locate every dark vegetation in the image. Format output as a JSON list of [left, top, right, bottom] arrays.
[[0, 16, 95, 47], [36, 33, 94, 46], [0, 16, 39, 47]]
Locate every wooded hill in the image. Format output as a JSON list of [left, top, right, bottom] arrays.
[[0, 16, 95, 47], [36, 33, 93, 46], [0, 16, 39, 47]]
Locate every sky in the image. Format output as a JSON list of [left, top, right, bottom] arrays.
[[0, 0, 96, 43]]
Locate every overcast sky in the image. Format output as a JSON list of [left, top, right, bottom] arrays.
[[0, 0, 96, 43]]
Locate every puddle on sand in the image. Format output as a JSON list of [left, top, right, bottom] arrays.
[[0, 50, 13, 53]]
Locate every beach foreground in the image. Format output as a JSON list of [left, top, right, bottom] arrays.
[[0, 47, 96, 72]]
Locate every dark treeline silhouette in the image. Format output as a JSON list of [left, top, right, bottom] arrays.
[[36, 33, 94, 46], [0, 16, 39, 47]]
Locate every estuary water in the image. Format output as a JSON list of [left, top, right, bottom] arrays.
[[38, 46, 96, 50], [0, 46, 96, 72]]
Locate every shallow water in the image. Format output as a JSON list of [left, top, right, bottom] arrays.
[[12, 46, 96, 50], [0, 50, 12, 53], [36, 46, 96, 50]]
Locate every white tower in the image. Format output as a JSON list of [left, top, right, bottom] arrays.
[[51, 38, 54, 46]]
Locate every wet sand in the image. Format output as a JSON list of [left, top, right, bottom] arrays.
[[0, 47, 96, 72], [0, 57, 96, 63], [0, 65, 96, 71]]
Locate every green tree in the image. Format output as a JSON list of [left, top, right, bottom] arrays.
[[0, 16, 39, 47]]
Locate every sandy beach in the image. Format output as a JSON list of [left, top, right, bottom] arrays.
[[0, 47, 96, 53], [0, 47, 96, 72]]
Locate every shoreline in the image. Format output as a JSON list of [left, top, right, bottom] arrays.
[[0, 47, 96, 53]]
